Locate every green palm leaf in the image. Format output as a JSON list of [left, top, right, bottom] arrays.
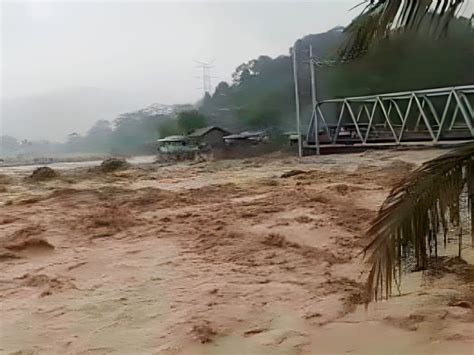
[[363, 143, 474, 302], [341, 0, 470, 59]]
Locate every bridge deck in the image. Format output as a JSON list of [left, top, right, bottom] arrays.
[[303, 140, 473, 155]]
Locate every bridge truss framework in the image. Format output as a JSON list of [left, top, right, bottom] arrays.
[[304, 85, 474, 154]]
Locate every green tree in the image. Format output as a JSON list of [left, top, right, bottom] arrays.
[[158, 118, 180, 138], [240, 102, 283, 130], [176, 110, 208, 134], [85, 120, 112, 152], [329, 28, 474, 97], [213, 81, 230, 98]]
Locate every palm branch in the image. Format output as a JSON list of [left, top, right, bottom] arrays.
[[341, 0, 470, 59], [363, 143, 474, 302]]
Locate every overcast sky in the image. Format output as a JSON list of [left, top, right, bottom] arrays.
[[1, 0, 359, 104]]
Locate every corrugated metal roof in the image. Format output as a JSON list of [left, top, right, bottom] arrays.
[[157, 135, 188, 143], [223, 131, 267, 139], [188, 126, 229, 137]]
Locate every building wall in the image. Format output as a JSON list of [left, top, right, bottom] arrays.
[[200, 129, 226, 148]]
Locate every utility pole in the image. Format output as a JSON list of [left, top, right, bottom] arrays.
[[195, 60, 214, 95], [309, 44, 320, 155], [292, 43, 302, 158]]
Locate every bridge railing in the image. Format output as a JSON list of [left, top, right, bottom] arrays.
[[306, 85, 474, 152]]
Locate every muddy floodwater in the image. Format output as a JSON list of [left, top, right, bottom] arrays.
[[1, 149, 473, 354], [0, 155, 156, 174]]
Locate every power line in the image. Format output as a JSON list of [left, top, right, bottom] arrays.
[[195, 60, 215, 96]]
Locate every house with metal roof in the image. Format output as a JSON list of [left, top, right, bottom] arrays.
[[157, 135, 198, 154], [188, 126, 230, 149]]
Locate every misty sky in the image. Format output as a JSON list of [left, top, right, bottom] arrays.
[[2, 0, 360, 104]]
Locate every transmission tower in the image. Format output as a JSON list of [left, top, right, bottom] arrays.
[[195, 60, 215, 95]]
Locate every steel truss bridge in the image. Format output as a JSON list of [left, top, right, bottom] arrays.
[[305, 85, 474, 153]]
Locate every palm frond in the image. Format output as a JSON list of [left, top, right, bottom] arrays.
[[363, 143, 474, 302], [341, 0, 469, 59]]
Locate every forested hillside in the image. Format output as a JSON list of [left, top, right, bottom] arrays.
[[199, 19, 473, 132]]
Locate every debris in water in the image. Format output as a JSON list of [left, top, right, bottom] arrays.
[[280, 170, 307, 178], [191, 322, 217, 343], [30, 167, 58, 181], [99, 158, 130, 172]]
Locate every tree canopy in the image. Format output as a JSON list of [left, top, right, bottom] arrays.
[[176, 110, 208, 134]]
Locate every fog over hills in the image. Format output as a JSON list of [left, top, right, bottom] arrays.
[[2, 1, 359, 144], [0, 87, 154, 142]]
